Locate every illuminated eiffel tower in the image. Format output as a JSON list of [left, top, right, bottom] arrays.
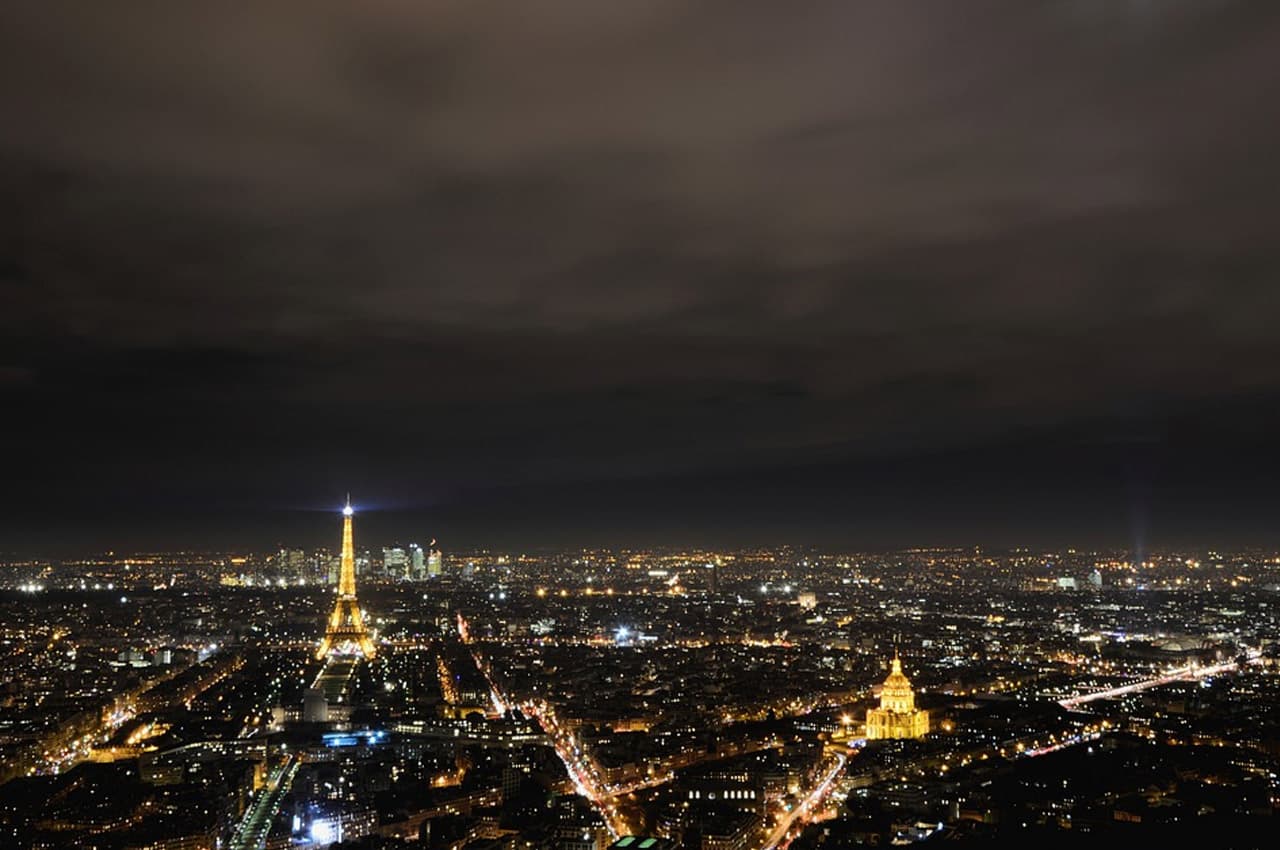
[[316, 496, 376, 660]]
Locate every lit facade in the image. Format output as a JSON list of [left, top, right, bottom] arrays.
[[864, 651, 928, 740]]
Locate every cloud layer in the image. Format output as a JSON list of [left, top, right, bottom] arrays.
[[3, 1, 1280, 545]]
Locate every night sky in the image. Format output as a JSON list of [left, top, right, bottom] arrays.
[[4, 2, 1280, 554]]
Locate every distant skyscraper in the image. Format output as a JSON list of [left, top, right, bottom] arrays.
[[383, 546, 408, 578], [317, 497, 376, 660], [410, 544, 425, 580], [275, 548, 305, 580], [427, 539, 443, 577], [310, 549, 332, 584]]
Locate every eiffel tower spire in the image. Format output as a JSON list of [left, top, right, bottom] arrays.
[[317, 497, 376, 659]]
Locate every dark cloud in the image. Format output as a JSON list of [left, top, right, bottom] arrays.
[[3, 1, 1280, 550]]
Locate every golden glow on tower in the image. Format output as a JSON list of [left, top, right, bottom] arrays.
[[316, 496, 376, 660], [865, 649, 928, 740], [337, 503, 357, 597]]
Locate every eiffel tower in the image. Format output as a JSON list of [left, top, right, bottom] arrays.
[[316, 496, 376, 660]]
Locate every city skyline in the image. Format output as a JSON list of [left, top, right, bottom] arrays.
[[3, 536, 1276, 848], [4, 4, 1280, 848]]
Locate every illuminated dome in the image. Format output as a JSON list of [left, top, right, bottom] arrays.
[[865, 649, 929, 740], [879, 651, 916, 714]]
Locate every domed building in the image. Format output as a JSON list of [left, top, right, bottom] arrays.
[[865, 650, 929, 740]]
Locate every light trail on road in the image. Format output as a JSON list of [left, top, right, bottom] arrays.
[[762, 753, 847, 850], [1058, 650, 1261, 710], [459, 613, 630, 836]]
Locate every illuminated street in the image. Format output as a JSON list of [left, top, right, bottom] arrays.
[[228, 756, 297, 850], [1059, 649, 1264, 710], [762, 754, 847, 850]]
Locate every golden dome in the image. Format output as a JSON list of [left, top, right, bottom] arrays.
[[866, 648, 929, 740], [878, 650, 916, 713]]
